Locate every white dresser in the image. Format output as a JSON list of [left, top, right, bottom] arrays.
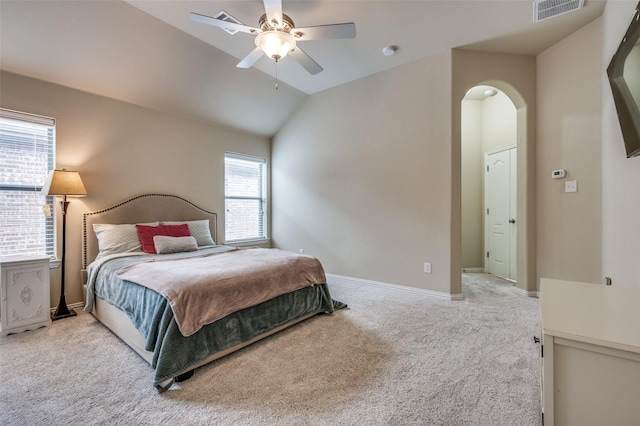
[[540, 278, 640, 425], [0, 256, 51, 336]]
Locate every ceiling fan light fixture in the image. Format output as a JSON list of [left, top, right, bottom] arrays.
[[255, 30, 296, 61], [191, 2, 355, 76]]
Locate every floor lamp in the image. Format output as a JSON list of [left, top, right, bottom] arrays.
[[42, 169, 87, 321]]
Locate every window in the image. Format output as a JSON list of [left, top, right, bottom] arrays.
[[0, 109, 56, 258], [224, 153, 267, 243]]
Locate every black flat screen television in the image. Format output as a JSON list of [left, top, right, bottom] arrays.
[[607, 2, 640, 158]]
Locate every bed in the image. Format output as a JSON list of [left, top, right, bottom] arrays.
[[81, 194, 344, 392]]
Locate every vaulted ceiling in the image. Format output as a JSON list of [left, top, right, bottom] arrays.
[[0, 1, 606, 137]]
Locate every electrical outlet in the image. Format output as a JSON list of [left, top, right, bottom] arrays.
[[424, 262, 431, 273], [298, 249, 304, 254]]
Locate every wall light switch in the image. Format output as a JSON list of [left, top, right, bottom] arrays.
[[565, 180, 578, 193], [424, 263, 431, 273]]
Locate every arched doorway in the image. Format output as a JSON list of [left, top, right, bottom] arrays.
[[452, 78, 535, 298], [461, 85, 518, 281]]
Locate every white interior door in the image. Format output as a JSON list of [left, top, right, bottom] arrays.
[[485, 147, 517, 280]]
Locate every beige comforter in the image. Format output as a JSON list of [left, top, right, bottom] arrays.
[[116, 248, 326, 336]]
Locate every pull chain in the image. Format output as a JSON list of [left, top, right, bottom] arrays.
[[274, 58, 279, 90]]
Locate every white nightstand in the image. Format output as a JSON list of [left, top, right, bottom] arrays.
[[0, 256, 51, 336], [540, 278, 640, 425]]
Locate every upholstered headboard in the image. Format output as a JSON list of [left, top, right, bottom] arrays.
[[82, 194, 218, 270]]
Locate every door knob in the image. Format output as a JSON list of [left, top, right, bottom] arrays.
[[509, 219, 516, 224]]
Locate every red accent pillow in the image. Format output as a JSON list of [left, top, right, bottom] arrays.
[[136, 224, 191, 254]]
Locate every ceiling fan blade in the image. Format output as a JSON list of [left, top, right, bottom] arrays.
[[263, 0, 283, 26], [291, 23, 356, 41], [288, 47, 323, 75], [190, 12, 260, 35], [237, 47, 265, 69]]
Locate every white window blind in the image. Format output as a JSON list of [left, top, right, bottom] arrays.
[[0, 109, 56, 257], [224, 153, 267, 243]]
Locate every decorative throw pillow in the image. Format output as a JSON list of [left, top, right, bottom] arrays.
[[160, 220, 215, 246], [153, 236, 198, 254], [136, 224, 191, 254], [93, 222, 159, 259]]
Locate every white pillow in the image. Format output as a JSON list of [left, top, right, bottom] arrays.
[[160, 220, 215, 246], [93, 222, 159, 259], [153, 235, 198, 254]]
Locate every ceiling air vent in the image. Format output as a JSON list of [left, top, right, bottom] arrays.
[[534, 0, 584, 23], [212, 10, 243, 35]]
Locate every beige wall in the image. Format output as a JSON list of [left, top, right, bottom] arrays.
[[602, 1, 640, 289], [537, 17, 603, 285], [482, 92, 518, 153], [5, 3, 630, 306], [536, 0, 640, 289], [461, 100, 483, 269], [0, 71, 271, 308], [272, 50, 456, 296], [273, 49, 536, 297]]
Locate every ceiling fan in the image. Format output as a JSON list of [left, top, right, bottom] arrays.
[[190, 0, 356, 75]]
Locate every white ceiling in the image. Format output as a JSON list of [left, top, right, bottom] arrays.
[[126, 0, 606, 94], [0, 1, 607, 137]]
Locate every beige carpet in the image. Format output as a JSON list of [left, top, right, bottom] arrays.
[[0, 273, 540, 425]]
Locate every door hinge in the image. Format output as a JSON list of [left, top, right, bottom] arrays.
[[486, 251, 490, 258], [486, 208, 489, 215], [486, 165, 489, 172], [542, 412, 544, 425]]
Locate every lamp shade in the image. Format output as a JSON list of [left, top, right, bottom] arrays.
[[255, 30, 296, 60], [41, 169, 87, 196]]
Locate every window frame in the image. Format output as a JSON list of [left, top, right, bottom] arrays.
[[0, 108, 56, 258], [224, 152, 268, 244]]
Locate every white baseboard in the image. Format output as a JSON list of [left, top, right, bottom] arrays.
[[513, 286, 539, 298], [326, 273, 464, 301], [50, 301, 84, 314], [461, 267, 485, 273], [69, 301, 85, 311]]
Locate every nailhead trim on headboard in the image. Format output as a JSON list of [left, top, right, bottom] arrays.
[[82, 194, 218, 270]]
